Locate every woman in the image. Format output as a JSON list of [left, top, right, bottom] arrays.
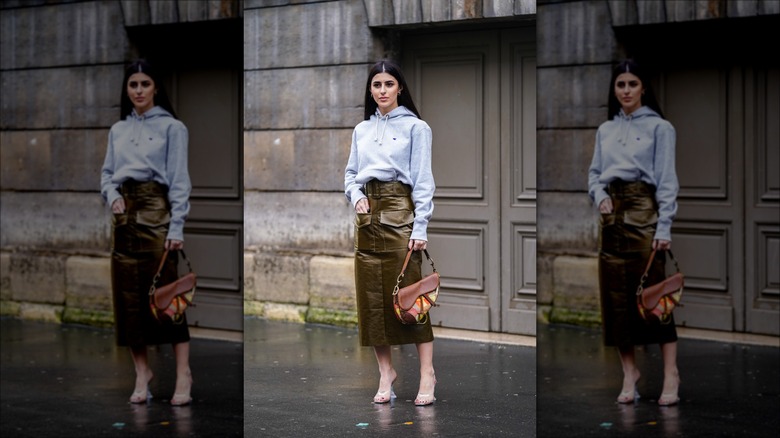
[[100, 59, 193, 406], [344, 60, 437, 406], [588, 59, 680, 406]]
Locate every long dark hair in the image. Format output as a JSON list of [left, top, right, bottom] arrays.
[[119, 59, 177, 119], [607, 59, 664, 120], [363, 59, 422, 120]]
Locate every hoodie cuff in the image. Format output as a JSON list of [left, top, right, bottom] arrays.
[[594, 190, 610, 210], [350, 190, 366, 208], [107, 190, 123, 210]]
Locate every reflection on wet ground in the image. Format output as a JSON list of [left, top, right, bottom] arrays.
[[537, 323, 780, 437], [244, 317, 536, 437], [0, 318, 242, 437]]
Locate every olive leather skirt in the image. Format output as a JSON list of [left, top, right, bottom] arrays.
[[111, 180, 190, 348], [598, 180, 677, 349], [354, 180, 434, 346]]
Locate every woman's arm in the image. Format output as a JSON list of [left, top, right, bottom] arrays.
[[100, 129, 123, 210], [652, 122, 679, 242], [165, 122, 191, 242], [408, 123, 435, 242], [344, 129, 366, 208]]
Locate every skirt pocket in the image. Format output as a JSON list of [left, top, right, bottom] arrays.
[[623, 209, 658, 228], [136, 209, 171, 227], [354, 213, 373, 250], [378, 210, 414, 250]]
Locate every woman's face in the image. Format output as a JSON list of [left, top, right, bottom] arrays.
[[614, 72, 644, 115], [127, 72, 156, 115], [370, 72, 401, 116]]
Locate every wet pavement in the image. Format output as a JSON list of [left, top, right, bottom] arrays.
[[0, 317, 243, 437], [537, 323, 780, 437], [244, 317, 536, 437]]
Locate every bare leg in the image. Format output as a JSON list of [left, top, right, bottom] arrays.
[[659, 341, 680, 405], [171, 342, 193, 406], [617, 346, 641, 403], [129, 346, 153, 403], [414, 341, 436, 405], [372, 345, 397, 403]]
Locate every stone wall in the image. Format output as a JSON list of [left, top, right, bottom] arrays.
[[0, 0, 243, 326], [535, 0, 780, 327], [242, 0, 534, 326]]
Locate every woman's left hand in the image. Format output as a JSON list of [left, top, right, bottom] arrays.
[[652, 239, 671, 251], [408, 239, 427, 251], [165, 239, 184, 250]]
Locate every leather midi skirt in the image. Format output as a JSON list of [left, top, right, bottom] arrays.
[[354, 180, 434, 346], [598, 180, 677, 349], [111, 180, 190, 348]]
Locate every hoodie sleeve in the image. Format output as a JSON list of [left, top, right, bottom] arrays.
[[165, 121, 191, 241], [100, 129, 123, 208], [652, 121, 678, 241], [409, 123, 435, 241], [588, 128, 610, 209], [344, 128, 366, 207]]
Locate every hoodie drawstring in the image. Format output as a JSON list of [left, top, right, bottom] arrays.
[[619, 114, 632, 146], [374, 113, 389, 145]]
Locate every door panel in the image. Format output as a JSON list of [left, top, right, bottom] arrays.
[[501, 29, 537, 335], [171, 67, 243, 331], [745, 67, 780, 335]]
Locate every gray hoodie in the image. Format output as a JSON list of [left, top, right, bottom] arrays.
[[100, 106, 191, 241], [588, 106, 678, 241], [344, 106, 435, 241]]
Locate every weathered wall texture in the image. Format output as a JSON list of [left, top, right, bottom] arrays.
[[536, 0, 780, 327], [243, 0, 534, 326], [0, 0, 243, 326]]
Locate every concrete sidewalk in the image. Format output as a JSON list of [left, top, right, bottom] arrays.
[[244, 317, 536, 437], [0, 317, 243, 437], [537, 323, 780, 437]]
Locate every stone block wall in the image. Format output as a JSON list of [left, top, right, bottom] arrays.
[[535, 0, 780, 327], [243, 0, 388, 326], [0, 0, 243, 327]]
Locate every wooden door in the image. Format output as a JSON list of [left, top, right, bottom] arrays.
[[129, 20, 244, 331], [404, 26, 537, 334], [661, 66, 780, 335]]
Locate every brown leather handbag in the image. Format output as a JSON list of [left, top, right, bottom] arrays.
[[393, 249, 440, 325], [636, 249, 684, 324], [149, 249, 196, 324]]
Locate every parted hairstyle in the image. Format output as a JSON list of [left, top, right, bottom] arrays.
[[607, 59, 665, 120], [120, 59, 178, 120], [363, 59, 422, 120]]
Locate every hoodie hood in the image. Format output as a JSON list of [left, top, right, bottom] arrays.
[[371, 106, 417, 145], [614, 106, 661, 145]]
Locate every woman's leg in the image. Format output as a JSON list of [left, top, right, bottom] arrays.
[[659, 341, 680, 405], [171, 341, 193, 405], [372, 345, 397, 403], [129, 346, 153, 403], [617, 346, 641, 403], [414, 341, 436, 405]]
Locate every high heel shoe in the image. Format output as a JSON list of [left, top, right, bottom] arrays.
[[129, 387, 152, 404], [373, 379, 397, 404], [414, 376, 437, 406], [616, 386, 639, 404], [171, 392, 192, 406], [658, 377, 680, 406], [171, 375, 193, 406]]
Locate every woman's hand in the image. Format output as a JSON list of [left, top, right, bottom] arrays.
[[355, 198, 370, 214], [165, 239, 184, 250], [408, 239, 427, 251], [598, 198, 613, 214], [111, 198, 126, 214], [653, 239, 671, 251]]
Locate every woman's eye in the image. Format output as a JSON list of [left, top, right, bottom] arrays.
[[616, 81, 625, 88], [129, 82, 138, 88]]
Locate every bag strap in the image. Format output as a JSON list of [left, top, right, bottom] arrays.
[[393, 249, 437, 295], [150, 249, 193, 292], [637, 249, 680, 295]]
